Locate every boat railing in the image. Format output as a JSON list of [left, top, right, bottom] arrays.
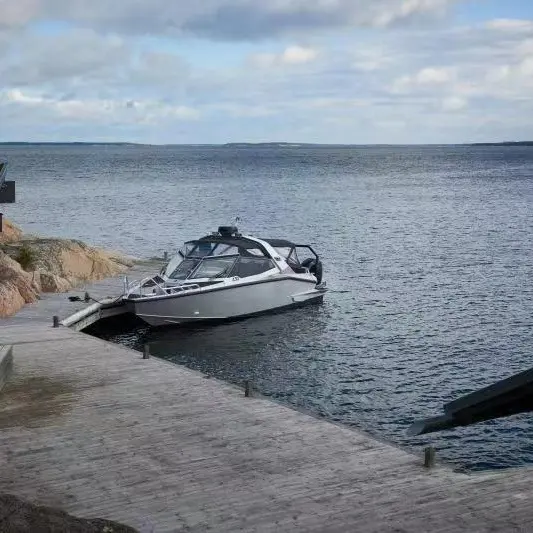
[[163, 283, 201, 295], [123, 275, 200, 298]]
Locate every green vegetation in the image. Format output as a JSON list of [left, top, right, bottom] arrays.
[[15, 243, 36, 271]]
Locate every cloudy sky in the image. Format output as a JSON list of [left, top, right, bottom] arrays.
[[1, 0, 533, 144]]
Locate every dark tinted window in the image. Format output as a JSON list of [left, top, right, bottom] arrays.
[[231, 257, 275, 278]]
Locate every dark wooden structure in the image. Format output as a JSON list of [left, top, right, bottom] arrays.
[[0, 159, 16, 224], [409, 367, 533, 435]]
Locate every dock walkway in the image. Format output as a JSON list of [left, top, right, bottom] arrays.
[[1, 270, 533, 531], [2, 259, 161, 330]]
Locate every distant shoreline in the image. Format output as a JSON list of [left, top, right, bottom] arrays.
[[468, 141, 533, 146], [0, 142, 142, 146], [1, 141, 532, 147]]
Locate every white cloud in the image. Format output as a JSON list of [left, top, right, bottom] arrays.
[[391, 67, 456, 93], [441, 95, 467, 111], [476, 39, 533, 100], [519, 57, 533, 76], [249, 45, 319, 68], [374, 119, 407, 129], [301, 97, 373, 109], [4, 88, 46, 105], [1, 29, 128, 87], [391, 59, 532, 106], [282, 45, 319, 64], [485, 19, 533, 32], [485, 65, 511, 84], [209, 103, 277, 117], [2, 88, 200, 123], [516, 39, 533, 56], [371, 0, 452, 27], [352, 48, 391, 71], [0, 29, 191, 105], [416, 67, 455, 84]]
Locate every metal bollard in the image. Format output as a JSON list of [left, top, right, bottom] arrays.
[[163, 251, 169, 261], [143, 345, 150, 359], [53, 315, 59, 328], [84, 292, 90, 303], [424, 446, 436, 468]]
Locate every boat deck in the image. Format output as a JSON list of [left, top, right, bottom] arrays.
[[1, 267, 533, 531]]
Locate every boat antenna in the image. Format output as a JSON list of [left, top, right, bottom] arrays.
[[233, 216, 241, 236]]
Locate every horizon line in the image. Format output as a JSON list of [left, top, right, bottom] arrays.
[[1, 141, 532, 147]]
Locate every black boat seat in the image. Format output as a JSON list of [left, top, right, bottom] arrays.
[[291, 265, 308, 274]]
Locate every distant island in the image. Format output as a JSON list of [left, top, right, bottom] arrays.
[[469, 141, 533, 146], [1, 141, 532, 147], [0, 142, 142, 146], [223, 142, 309, 147]]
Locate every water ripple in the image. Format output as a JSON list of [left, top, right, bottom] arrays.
[[5, 143, 533, 471]]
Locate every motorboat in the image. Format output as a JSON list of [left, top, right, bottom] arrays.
[[123, 225, 327, 327]]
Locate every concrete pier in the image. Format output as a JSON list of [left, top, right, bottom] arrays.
[[1, 268, 533, 531]]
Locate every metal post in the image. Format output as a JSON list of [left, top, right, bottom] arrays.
[[244, 380, 252, 397], [163, 251, 169, 261], [143, 345, 150, 359], [0, 213, 3, 232], [53, 315, 59, 328], [84, 292, 90, 303], [424, 446, 436, 468]]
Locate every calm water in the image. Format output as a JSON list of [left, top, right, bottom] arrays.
[[3, 144, 533, 471]]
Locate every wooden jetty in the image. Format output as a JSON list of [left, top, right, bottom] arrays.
[[1, 267, 533, 531], [2, 259, 161, 330]]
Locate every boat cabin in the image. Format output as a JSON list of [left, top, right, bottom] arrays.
[[161, 228, 320, 283]]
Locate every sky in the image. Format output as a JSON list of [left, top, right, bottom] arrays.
[[1, 0, 533, 144]]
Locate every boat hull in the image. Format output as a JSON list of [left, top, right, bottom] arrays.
[[128, 277, 325, 327]]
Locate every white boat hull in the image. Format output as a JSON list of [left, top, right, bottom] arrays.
[[128, 277, 325, 327]]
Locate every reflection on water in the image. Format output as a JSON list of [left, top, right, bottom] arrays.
[[94, 304, 333, 408]]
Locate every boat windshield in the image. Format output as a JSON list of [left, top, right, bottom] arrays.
[[165, 238, 274, 280], [166, 254, 276, 280], [273, 246, 300, 265], [183, 241, 243, 258], [189, 256, 237, 279], [167, 258, 200, 280]]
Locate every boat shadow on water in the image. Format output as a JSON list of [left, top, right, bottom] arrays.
[[88, 299, 329, 355], [86, 301, 332, 391]]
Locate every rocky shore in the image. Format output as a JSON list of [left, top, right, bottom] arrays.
[[0, 494, 138, 532], [0, 218, 133, 317]]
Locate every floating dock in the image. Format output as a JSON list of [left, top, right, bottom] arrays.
[[1, 264, 533, 532]]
